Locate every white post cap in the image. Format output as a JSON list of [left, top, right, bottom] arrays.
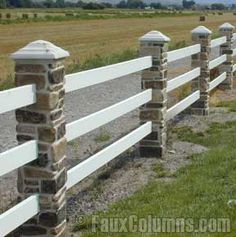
[[11, 40, 70, 60], [219, 22, 235, 31], [139, 31, 170, 43], [191, 26, 212, 35]]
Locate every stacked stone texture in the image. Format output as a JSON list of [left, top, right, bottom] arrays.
[[191, 26, 212, 116], [139, 31, 170, 158], [12, 41, 69, 236], [219, 23, 235, 89]]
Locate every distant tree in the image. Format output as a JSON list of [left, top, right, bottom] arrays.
[[116, 0, 127, 8], [211, 3, 226, 10], [55, 0, 65, 8], [127, 0, 145, 9], [182, 0, 195, 9], [101, 2, 112, 8], [232, 4, 236, 9], [7, 0, 22, 7], [82, 2, 105, 10], [76, 0, 85, 8], [43, 0, 54, 8], [0, 0, 6, 8], [21, 0, 32, 7], [150, 2, 162, 9]]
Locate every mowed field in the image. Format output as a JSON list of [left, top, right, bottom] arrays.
[[0, 12, 236, 87]]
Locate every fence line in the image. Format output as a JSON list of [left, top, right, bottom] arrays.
[[167, 44, 200, 63], [209, 54, 227, 70], [167, 67, 200, 93], [210, 36, 227, 48], [67, 122, 152, 189], [0, 195, 39, 237], [66, 89, 152, 141], [0, 140, 37, 177], [0, 22, 236, 236], [65, 56, 152, 93], [0, 84, 36, 114]]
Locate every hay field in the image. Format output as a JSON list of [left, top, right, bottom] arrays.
[[0, 12, 235, 87]]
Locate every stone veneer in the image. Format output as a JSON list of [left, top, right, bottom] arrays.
[[219, 23, 235, 89], [191, 26, 212, 116], [11, 40, 69, 237], [139, 31, 170, 158]]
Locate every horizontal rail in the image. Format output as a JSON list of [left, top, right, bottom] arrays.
[[210, 36, 227, 48], [65, 56, 152, 93], [233, 64, 236, 73], [166, 90, 200, 120], [0, 141, 38, 177], [233, 33, 236, 41], [209, 54, 227, 70], [0, 195, 39, 237], [0, 85, 36, 114], [67, 122, 152, 189], [167, 44, 200, 63], [233, 49, 236, 57], [209, 72, 226, 91], [167, 67, 200, 93], [66, 89, 152, 141]]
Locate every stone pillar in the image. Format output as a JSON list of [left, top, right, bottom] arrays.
[[139, 31, 170, 158], [191, 26, 212, 116], [219, 22, 235, 89], [11, 40, 69, 236]]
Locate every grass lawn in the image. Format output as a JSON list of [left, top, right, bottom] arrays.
[[73, 103, 236, 236]]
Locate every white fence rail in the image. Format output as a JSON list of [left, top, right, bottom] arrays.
[[166, 91, 200, 120], [233, 64, 236, 73], [209, 72, 227, 91], [167, 68, 200, 93], [210, 36, 227, 48], [233, 49, 236, 57], [209, 54, 227, 70], [66, 90, 152, 141], [0, 141, 38, 177], [0, 85, 36, 114], [65, 56, 152, 93], [67, 122, 152, 189], [0, 195, 39, 237], [167, 44, 200, 63]]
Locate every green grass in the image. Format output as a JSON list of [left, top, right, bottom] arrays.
[[74, 108, 236, 236], [67, 48, 138, 74], [216, 101, 236, 112], [94, 129, 111, 143], [0, 9, 200, 25]]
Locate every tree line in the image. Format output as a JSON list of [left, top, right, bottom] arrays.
[[0, 0, 234, 10]]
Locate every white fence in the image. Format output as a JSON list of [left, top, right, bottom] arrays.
[[0, 24, 236, 236]]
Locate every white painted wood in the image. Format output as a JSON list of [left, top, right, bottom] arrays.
[[210, 36, 227, 48], [233, 64, 236, 73], [0, 195, 39, 237], [209, 55, 227, 70], [0, 141, 38, 177], [209, 72, 226, 91], [232, 49, 236, 57], [0, 85, 36, 114], [167, 67, 200, 93], [65, 56, 152, 93], [233, 33, 236, 41], [167, 44, 200, 63], [67, 122, 152, 189], [66, 89, 152, 141], [166, 90, 200, 120]]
